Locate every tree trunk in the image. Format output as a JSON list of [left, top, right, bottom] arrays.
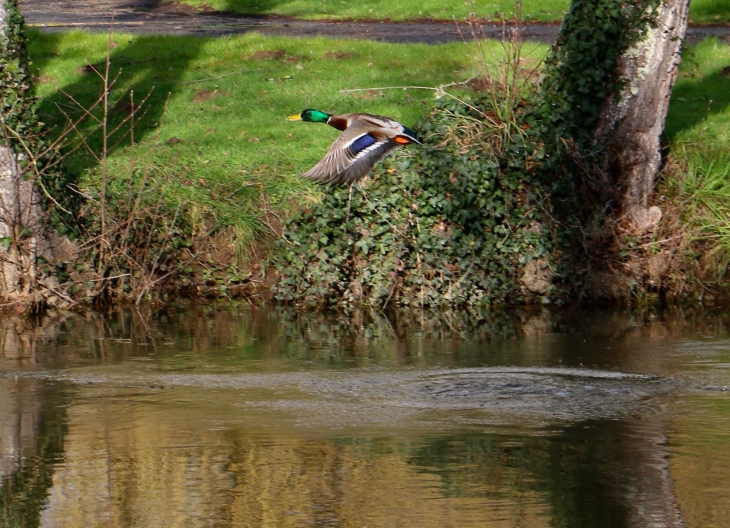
[[0, 142, 44, 301], [595, 0, 690, 233], [0, 1, 75, 309]]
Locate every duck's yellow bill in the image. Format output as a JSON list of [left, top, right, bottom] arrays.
[[287, 113, 302, 121]]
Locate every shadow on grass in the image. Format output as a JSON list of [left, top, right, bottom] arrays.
[[33, 29, 208, 178], [27, 30, 64, 74], [664, 67, 730, 143]]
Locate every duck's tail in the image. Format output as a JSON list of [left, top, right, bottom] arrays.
[[397, 126, 422, 145]]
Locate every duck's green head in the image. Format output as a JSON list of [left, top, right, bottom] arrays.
[[287, 109, 331, 123]]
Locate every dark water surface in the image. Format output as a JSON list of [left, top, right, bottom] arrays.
[[1, 305, 730, 527]]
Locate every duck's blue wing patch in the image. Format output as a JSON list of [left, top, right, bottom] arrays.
[[349, 133, 377, 155]]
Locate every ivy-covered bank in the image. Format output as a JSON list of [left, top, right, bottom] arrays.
[[273, 0, 675, 307], [275, 97, 556, 307]]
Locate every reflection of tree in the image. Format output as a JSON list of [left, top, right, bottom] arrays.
[[539, 421, 631, 528], [541, 419, 683, 527], [0, 395, 684, 527], [0, 381, 68, 528], [407, 418, 684, 527], [406, 433, 537, 499], [0, 314, 69, 527]]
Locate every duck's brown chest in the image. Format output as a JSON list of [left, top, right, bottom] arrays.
[[327, 116, 349, 131]]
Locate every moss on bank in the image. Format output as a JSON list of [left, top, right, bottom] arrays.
[[274, 96, 556, 307]]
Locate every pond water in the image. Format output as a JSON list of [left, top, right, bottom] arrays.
[[1, 304, 730, 527]]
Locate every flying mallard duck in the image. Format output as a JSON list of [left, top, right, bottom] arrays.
[[287, 109, 422, 186]]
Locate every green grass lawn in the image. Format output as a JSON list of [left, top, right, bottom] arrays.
[[666, 38, 730, 146], [664, 37, 730, 266], [175, 0, 729, 24], [30, 30, 546, 248]]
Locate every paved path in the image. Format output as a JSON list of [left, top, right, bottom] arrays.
[[19, 0, 730, 44]]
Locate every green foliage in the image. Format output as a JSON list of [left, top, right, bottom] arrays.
[[0, 0, 36, 145], [76, 174, 196, 300], [274, 95, 554, 307], [662, 144, 730, 283], [176, 0, 574, 22], [666, 38, 730, 144], [660, 38, 730, 285]]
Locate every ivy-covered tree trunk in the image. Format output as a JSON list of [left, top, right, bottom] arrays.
[[542, 0, 689, 234], [537, 0, 691, 299], [0, 0, 73, 309], [594, 0, 690, 232]]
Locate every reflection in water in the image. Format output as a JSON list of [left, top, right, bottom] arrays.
[[0, 379, 67, 528], [0, 304, 722, 371], [668, 395, 730, 527], [542, 419, 682, 528], [0, 304, 729, 526]]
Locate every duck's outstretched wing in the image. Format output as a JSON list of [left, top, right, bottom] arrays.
[[302, 121, 399, 185]]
